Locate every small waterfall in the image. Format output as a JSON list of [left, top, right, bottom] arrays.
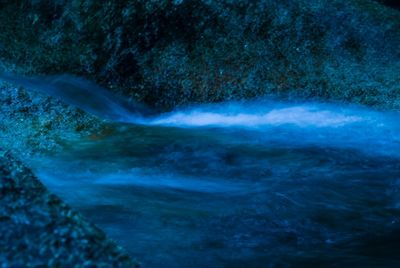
[[0, 73, 153, 121]]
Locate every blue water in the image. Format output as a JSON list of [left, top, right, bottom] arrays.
[[0, 73, 153, 119], [22, 98, 400, 267]]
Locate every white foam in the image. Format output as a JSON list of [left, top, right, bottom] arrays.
[[149, 106, 363, 128]]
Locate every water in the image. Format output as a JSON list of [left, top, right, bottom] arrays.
[[0, 73, 153, 120], [22, 98, 400, 267]]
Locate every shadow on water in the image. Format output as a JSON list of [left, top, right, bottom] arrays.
[[6, 74, 400, 267]]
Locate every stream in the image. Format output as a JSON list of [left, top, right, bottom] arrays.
[[23, 98, 400, 267]]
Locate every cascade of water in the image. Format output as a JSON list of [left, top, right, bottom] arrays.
[[0, 73, 153, 120]]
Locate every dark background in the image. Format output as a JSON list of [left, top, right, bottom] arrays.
[[376, 0, 400, 9]]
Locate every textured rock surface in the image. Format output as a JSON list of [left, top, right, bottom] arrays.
[[0, 81, 103, 157], [0, 149, 138, 267], [0, 0, 399, 110]]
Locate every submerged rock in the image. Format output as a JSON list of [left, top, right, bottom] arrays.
[[0, 149, 138, 267]]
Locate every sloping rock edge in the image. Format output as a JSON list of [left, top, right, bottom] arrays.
[[0, 149, 139, 267]]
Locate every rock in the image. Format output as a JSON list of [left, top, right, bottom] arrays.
[[0, 81, 102, 157], [0, 0, 399, 109], [0, 149, 139, 267]]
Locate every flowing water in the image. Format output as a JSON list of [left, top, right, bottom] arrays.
[[6, 75, 400, 267], [23, 99, 400, 267]]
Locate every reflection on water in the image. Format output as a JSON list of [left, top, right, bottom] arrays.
[[28, 100, 400, 267]]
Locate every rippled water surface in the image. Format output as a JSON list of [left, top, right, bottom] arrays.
[[28, 100, 400, 267]]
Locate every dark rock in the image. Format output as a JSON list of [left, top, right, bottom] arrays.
[[0, 0, 398, 110], [374, 0, 400, 10], [0, 81, 102, 157], [0, 149, 139, 267]]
